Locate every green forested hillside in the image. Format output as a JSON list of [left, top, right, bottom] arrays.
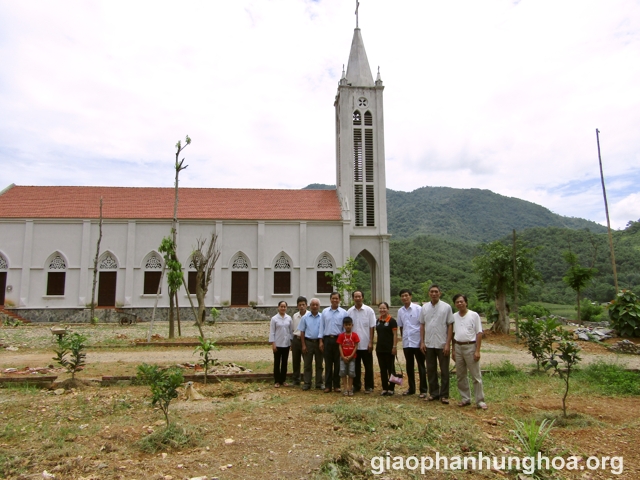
[[302, 183, 637, 305], [303, 183, 607, 243], [388, 225, 640, 306], [386, 187, 607, 242]]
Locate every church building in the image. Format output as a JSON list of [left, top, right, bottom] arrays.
[[0, 23, 391, 320]]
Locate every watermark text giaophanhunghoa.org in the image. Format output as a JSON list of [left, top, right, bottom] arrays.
[[370, 452, 624, 476]]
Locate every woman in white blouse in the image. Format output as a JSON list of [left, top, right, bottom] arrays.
[[269, 300, 293, 387]]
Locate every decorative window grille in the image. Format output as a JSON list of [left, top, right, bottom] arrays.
[[189, 259, 196, 269], [232, 255, 249, 270], [49, 255, 66, 270], [366, 185, 376, 227], [353, 109, 376, 227], [0, 256, 8, 270], [353, 129, 363, 182], [145, 255, 162, 270], [354, 184, 364, 226], [274, 256, 291, 270], [99, 254, 118, 270], [365, 129, 374, 183], [317, 255, 333, 270], [353, 110, 361, 125]]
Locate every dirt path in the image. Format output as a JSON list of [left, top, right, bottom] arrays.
[[2, 342, 639, 371]]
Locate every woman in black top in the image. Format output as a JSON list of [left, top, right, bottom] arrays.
[[375, 302, 398, 396]]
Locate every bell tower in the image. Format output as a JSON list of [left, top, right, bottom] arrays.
[[335, 12, 390, 303]]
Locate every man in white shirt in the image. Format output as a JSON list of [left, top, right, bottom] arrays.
[[347, 290, 376, 393], [420, 284, 454, 404], [290, 296, 307, 386], [397, 288, 427, 397], [451, 293, 486, 409]]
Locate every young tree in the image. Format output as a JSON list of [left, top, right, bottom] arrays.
[[473, 240, 540, 334], [191, 233, 220, 326], [159, 236, 183, 339], [543, 333, 582, 418], [562, 251, 597, 324], [325, 256, 358, 306], [136, 364, 184, 428], [53, 333, 87, 380], [89, 197, 103, 323]]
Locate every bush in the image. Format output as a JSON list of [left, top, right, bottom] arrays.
[[517, 317, 561, 371], [519, 304, 551, 320], [578, 299, 603, 322], [53, 333, 87, 380], [137, 423, 199, 453], [136, 364, 184, 427], [608, 289, 640, 337]]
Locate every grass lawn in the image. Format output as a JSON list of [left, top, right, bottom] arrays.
[[1, 361, 638, 479]]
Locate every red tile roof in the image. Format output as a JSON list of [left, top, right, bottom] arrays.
[[0, 185, 343, 221]]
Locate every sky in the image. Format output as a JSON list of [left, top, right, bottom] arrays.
[[0, 0, 638, 229]]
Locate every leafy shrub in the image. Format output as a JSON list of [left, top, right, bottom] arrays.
[[136, 363, 184, 427], [577, 299, 603, 322], [608, 289, 640, 337], [577, 361, 640, 396], [137, 422, 198, 453], [519, 304, 551, 320], [53, 333, 87, 379], [517, 317, 561, 371], [194, 336, 218, 384]]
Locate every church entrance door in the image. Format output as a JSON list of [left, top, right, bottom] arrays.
[[0, 272, 6, 306], [231, 271, 248, 306], [98, 271, 117, 307]]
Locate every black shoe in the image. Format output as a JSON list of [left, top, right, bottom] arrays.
[[302, 386, 310, 391], [315, 385, 324, 390], [293, 381, 301, 386]]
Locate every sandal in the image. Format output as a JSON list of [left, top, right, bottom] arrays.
[[458, 401, 471, 407], [426, 395, 438, 401], [441, 398, 450, 404], [282, 382, 290, 387], [477, 402, 488, 410], [348, 390, 353, 396], [418, 393, 427, 399], [274, 383, 280, 388], [343, 390, 349, 396]]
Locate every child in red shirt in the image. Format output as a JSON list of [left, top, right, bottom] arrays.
[[337, 316, 360, 396]]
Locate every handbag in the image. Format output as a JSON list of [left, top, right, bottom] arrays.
[[389, 355, 404, 385]]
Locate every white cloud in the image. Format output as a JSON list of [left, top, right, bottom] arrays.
[[0, 0, 639, 227]]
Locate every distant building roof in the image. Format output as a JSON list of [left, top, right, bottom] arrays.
[[0, 185, 343, 221]]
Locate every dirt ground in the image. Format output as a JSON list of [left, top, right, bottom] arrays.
[[1, 323, 640, 479]]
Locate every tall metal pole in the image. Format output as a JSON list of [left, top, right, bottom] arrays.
[[512, 229, 519, 339], [596, 128, 619, 293]]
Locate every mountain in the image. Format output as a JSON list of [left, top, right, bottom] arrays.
[[303, 184, 607, 243]]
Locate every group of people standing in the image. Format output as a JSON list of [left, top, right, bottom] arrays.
[[268, 285, 487, 409]]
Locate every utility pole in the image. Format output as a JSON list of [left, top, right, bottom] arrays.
[[512, 229, 519, 339], [596, 128, 619, 293]]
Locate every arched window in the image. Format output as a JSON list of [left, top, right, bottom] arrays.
[[143, 253, 163, 295], [316, 254, 334, 294], [187, 257, 197, 295], [98, 253, 118, 306], [0, 254, 8, 306], [273, 254, 291, 295], [46, 254, 66, 296], [353, 110, 361, 125]]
